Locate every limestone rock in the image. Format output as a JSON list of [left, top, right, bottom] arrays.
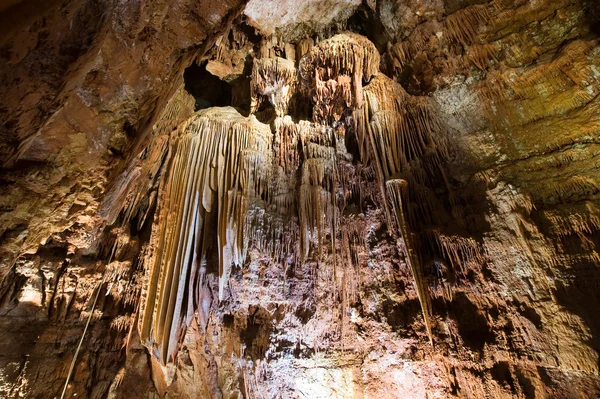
[[1, 0, 600, 398]]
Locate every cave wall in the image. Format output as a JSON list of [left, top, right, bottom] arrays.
[[0, 0, 599, 398]]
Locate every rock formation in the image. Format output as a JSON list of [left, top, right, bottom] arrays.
[[1, 0, 600, 398]]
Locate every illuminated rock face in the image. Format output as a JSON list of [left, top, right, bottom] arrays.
[[1, 0, 600, 398], [243, 0, 362, 38]]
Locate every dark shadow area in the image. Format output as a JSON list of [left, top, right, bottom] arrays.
[[347, 4, 390, 53], [444, 0, 489, 15], [383, 297, 422, 334], [491, 361, 517, 393], [0, 265, 28, 314], [294, 304, 316, 324], [184, 62, 232, 111], [241, 305, 273, 361], [553, 263, 600, 370], [514, 367, 537, 399], [531, 206, 600, 370], [584, 0, 600, 35], [516, 301, 542, 329], [229, 76, 251, 112], [396, 53, 436, 96], [223, 313, 235, 327], [451, 292, 494, 353], [253, 102, 276, 124]]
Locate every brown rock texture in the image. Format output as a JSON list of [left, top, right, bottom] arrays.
[[1, 0, 600, 398]]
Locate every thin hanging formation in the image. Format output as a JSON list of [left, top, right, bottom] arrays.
[[138, 32, 485, 363], [139, 107, 272, 363], [300, 32, 380, 124]]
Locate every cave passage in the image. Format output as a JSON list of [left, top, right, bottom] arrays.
[[184, 61, 233, 111]]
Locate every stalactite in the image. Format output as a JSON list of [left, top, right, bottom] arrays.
[[351, 70, 487, 344], [542, 205, 600, 239], [110, 315, 133, 333], [434, 234, 485, 277], [387, 4, 491, 78], [273, 116, 300, 171], [105, 260, 133, 302], [299, 32, 380, 116], [353, 73, 451, 225], [139, 107, 272, 363], [102, 86, 196, 227], [368, 108, 444, 179], [250, 57, 297, 116], [296, 121, 342, 265], [296, 38, 314, 61], [389, 41, 410, 70], [386, 179, 434, 343], [245, 206, 299, 266], [476, 38, 599, 127], [465, 43, 500, 71], [444, 5, 490, 48], [387, 21, 442, 75]]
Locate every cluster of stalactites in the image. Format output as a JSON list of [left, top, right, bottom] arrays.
[[388, 4, 490, 74], [351, 73, 458, 343], [295, 121, 338, 262], [139, 107, 272, 363], [273, 116, 301, 172], [248, 115, 343, 266], [245, 116, 302, 265], [369, 107, 443, 179], [355, 75, 450, 192], [353, 74, 443, 166], [102, 86, 196, 230], [300, 32, 380, 122], [353, 74, 401, 186], [251, 57, 297, 116], [299, 159, 336, 262], [138, 31, 474, 359], [246, 40, 360, 265]]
